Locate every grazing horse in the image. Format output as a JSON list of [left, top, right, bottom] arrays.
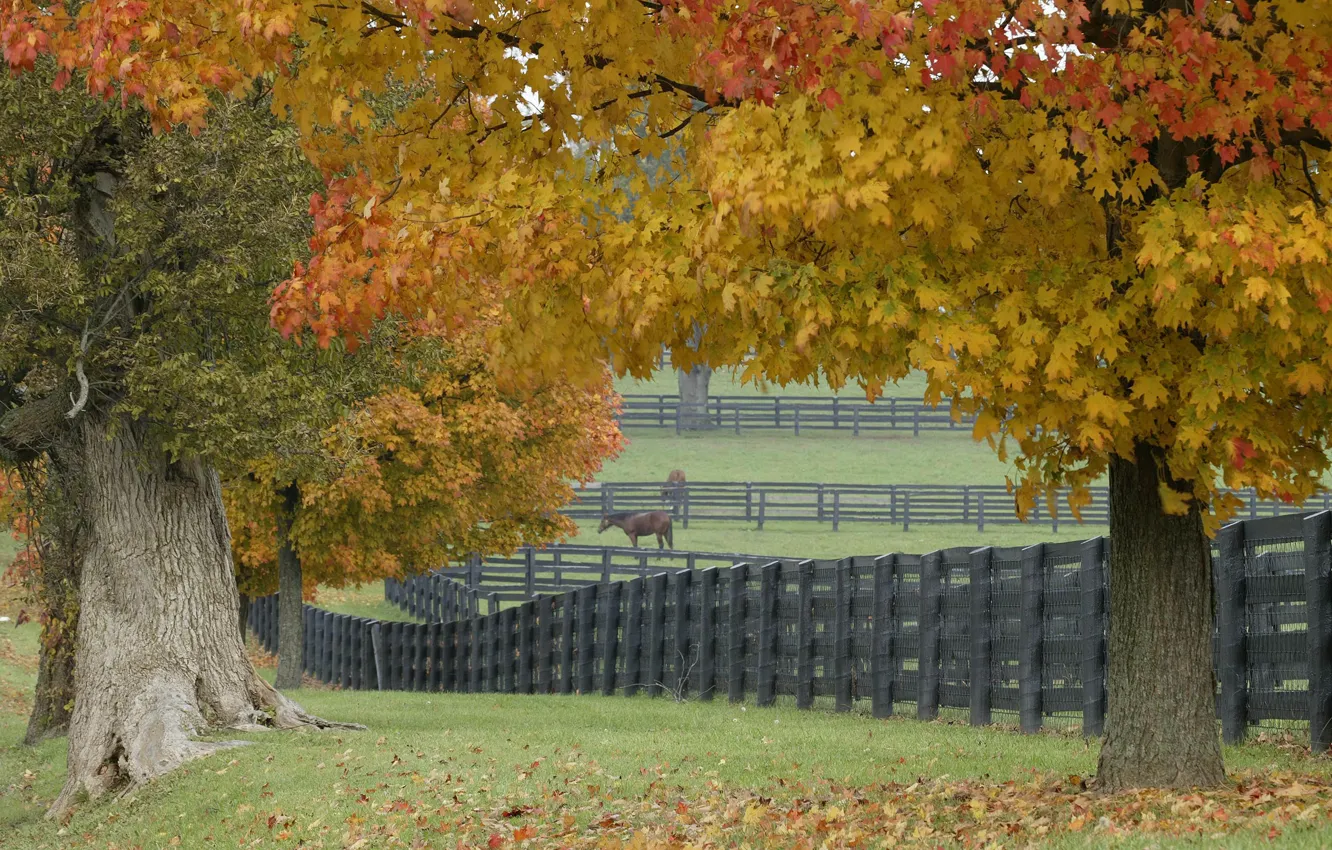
[[660, 468, 686, 501], [599, 511, 673, 549]]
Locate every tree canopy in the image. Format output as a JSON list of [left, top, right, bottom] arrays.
[[8, 0, 1332, 790]]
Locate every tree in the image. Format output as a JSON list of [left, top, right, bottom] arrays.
[[0, 65, 369, 814], [14, 0, 1332, 790], [226, 325, 622, 687]]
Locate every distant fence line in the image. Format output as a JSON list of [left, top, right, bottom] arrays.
[[564, 481, 1332, 533], [616, 394, 969, 435], [248, 511, 1332, 750]]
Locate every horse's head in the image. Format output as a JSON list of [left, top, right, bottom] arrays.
[[598, 515, 611, 533]]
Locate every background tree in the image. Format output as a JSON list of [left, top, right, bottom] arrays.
[[12, 0, 1332, 791], [226, 324, 623, 688]]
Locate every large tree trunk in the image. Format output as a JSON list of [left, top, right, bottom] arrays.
[[676, 363, 713, 431], [1096, 441, 1226, 791], [51, 416, 352, 817], [274, 484, 304, 690]]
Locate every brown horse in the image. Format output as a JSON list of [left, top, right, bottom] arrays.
[[660, 468, 686, 501], [598, 511, 673, 549]]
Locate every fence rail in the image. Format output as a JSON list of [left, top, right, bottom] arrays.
[[564, 481, 1332, 533], [248, 511, 1332, 749], [616, 394, 970, 435]]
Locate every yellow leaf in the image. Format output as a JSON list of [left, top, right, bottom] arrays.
[[1158, 483, 1191, 516]]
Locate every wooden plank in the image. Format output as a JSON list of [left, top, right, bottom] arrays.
[[697, 568, 718, 701], [757, 562, 779, 707], [871, 555, 896, 718], [602, 582, 623, 696], [728, 563, 748, 703], [625, 578, 645, 697], [648, 573, 668, 697], [796, 560, 814, 709]]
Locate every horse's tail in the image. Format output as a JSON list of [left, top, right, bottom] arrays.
[[666, 519, 673, 549]]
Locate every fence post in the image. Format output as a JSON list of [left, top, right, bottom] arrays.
[[1304, 513, 1332, 753], [537, 595, 554, 694], [525, 548, 537, 598], [440, 620, 455, 692], [601, 548, 613, 586], [414, 621, 428, 691], [903, 492, 911, 532], [1019, 543, 1045, 734], [728, 563, 748, 703], [757, 562, 779, 707], [918, 551, 942, 721], [969, 547, 993, 727], [1217, 520, 1248, 744], [349, 618, 364, 690], [758, 492, 766, 531], [371, 622, 386, 691], [455, 618, 470, 693], [1079, 536, 1107, 738], [734, 408, 741, 435], [469, 610, 483, 693], [817, 484, 825, 523], [794, 406, 801, 436], [602, 582, 622, 696], [518, 601, 535, 694], [385, 620, 400, 689], [796, 560, 815, 710], [682, 486, 690, 530], [698, 567, 718, 701], [853, 407, 861, 437], [577, 584, 597, 695], [672, 570, 692, 698], [912, 409, 920, 438], [978, 494, 985, 532], [833, 491, 841, 532], [871, 554, 896, 718], [745, 483, 754, 522], [559, 593, 576, 695], [833, 559, 852, 712], [625, 577, 645, 697], [648, 572, 668, 697], [500, 607, 516, 693]]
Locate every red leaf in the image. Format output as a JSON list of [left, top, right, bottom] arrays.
[[817, 87, 843, 109], [1231, 437, 1257, 470], [488, 834, 504, 849]]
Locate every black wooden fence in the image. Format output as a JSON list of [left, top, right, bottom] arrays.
[[617, 394, 970, 435], [565, 481, 1332, 533], [248, 511, 1332, 750]]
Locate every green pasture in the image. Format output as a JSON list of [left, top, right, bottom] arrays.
[[3, 615, 1332, 848], [568, 518, 1103, 559], [594, 429, 1027, 486]]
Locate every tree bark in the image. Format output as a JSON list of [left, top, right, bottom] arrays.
[[1096, 440, 1226, 791], [676, 363, 713, 431], [274, 483, 304, 691], [51, 416, 353, 817]]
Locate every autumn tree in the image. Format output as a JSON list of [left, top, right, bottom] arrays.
[[226, 325, 622, 688], [12, 0, 1332, 791]]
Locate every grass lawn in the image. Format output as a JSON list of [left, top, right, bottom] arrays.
[[596, 430, 1028, 486], [314, 582, 424, 623], [3, 619, 1332, 849], [568, 518, 1105, 559]]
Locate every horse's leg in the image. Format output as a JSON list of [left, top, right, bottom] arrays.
[[628, 532, 637, 547], [657, 531, 665, 549]]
